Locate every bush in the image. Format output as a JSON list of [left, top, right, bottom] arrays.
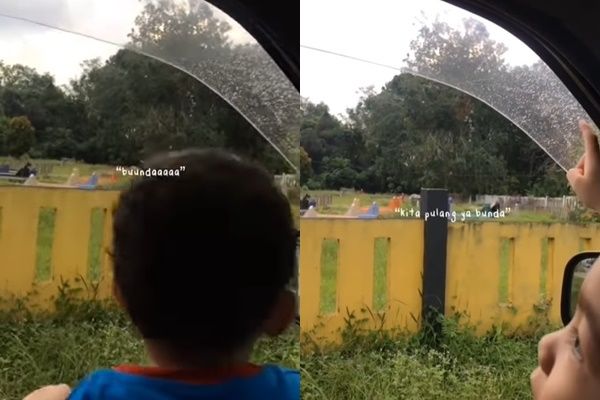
[[567, 205, 600, 224]]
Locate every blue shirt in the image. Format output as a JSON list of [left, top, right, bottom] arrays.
[[68, 364, 299, 400]]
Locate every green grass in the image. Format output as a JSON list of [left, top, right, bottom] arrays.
[[373, 238, 389, 311], [87, 208, 106, 282], [0, 292, 298, 399], [305, 190, 564, 223], [499, 239, 512, 304], [35, 208, 56, 282], [301, 316, 544, 400], [320, 239, 339, 314], [539, 238, 551, 298]]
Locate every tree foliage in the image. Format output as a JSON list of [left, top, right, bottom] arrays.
[[301, 19, 569, 196], [6, 116, 35, 157], [0, 0, 290, 173]]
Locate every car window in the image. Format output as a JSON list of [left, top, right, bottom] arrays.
[[301, 0, 593, 171], [0, 0, 299, 171]]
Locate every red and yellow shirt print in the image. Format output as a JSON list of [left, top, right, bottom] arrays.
[[113, 363, 263, 385]]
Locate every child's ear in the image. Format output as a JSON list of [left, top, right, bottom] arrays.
[[262, 290, 296, 336]]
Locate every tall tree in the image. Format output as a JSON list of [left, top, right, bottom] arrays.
[[6, 116, 35, 157], [301, 18, 569, 196]]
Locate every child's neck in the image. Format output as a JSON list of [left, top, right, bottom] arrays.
[[145, 340, 253, 370]]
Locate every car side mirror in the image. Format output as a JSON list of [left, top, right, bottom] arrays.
[[561, 252, 600, 325]]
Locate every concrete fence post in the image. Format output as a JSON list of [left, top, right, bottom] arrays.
[[420, 188, 449, 336]]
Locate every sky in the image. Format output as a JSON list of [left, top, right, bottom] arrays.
[[0, 0, 544, 116], [300, 0, 540, 117], [0, 0, 254, 87]]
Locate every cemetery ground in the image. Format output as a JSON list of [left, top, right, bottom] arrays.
[[0, 157, 130, 190], [0, 157, 301, 226], [306, 189, 577, 224]]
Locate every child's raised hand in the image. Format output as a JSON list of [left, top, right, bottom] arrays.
[[567, 120, 600, 210], [22, 384, 71, 400]]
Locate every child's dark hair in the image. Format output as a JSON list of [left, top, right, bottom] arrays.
[[111, 148, 295, 353]]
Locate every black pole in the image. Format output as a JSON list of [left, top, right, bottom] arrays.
[[420, 188, 449, 339], [294, 229, 300, 325]]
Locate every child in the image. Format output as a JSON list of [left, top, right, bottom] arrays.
[[24, 149, 299, 399], [531, 120, 600, 399]]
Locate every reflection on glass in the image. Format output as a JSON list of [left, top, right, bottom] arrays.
[[0, 0, 299, 181], [301, 0, 594, 172], [570, 257, 595, 318], [402, 39, 592, 172]]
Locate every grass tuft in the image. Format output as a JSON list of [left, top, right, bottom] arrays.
[[301, 309, 549, 400], [0, 281, 298, 399]]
